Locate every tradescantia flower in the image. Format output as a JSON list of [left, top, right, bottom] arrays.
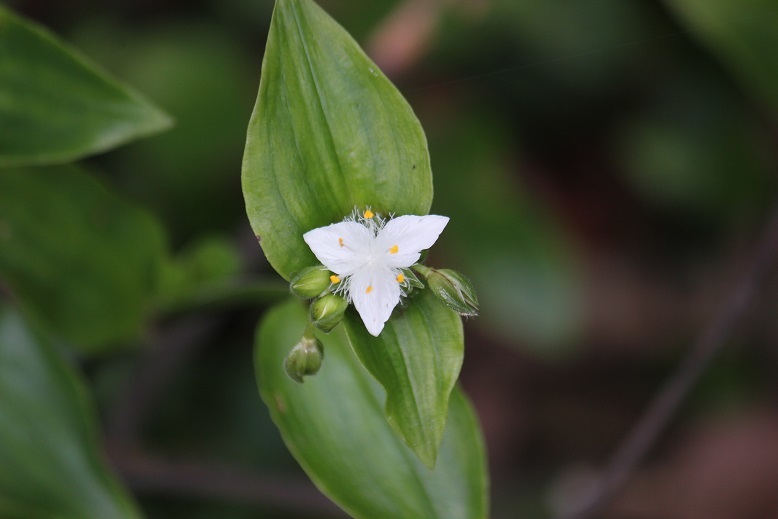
[[303, 208, 448, 336]]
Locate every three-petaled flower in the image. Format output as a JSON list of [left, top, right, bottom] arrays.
[[303, 208, 449, 336]]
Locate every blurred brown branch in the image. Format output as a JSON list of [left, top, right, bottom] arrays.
[[109, 449, 347, 518], [562, 201, 778, 519]]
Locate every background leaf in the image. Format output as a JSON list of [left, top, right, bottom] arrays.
[[69, 20, 256, 241], [665, 0, 778, 115], [256, 299, 487, 519], [615, 72, 768, 217], [0, 166, 167, 353], [0, 6, 171, 167], [343, 290, 463, 467], [242, 0, 433, 280], [0, 306, 142, 519]]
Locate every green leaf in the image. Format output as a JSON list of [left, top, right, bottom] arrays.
[[0, 166, 167, 352], [242, 0, 433, 280], [256, 299, 487, 519], [665, 0, 778, 114], [0, 306, 142, 518], [343, 290, 464, 468], [0, 6, 171, 167]]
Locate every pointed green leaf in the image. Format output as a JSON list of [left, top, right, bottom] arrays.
[[665, 0, 778, 114], [0, 6, 171, 167], [0, 166, 167, 352], [0, 306, 142, 518], [342, 290, 464, 467], [256, 299, 487, 519], [242, 0, 433, 280]]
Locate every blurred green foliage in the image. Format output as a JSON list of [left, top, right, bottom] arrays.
[[616, 72, 769, 216], [667, 0, 778, 113], [0, 166, 166, 352], [70, 21, 256, 241], [0, 307, 141, 518]]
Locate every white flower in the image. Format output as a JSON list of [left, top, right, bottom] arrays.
[[303, 208, 449, 337]]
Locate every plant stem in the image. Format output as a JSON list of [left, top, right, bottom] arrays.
[[303, 320, 317, 339], [411, 263, 432, 278]]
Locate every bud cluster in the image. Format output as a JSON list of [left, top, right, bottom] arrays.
[[289, 265, 348, 334], [284, 260, 478, 383]]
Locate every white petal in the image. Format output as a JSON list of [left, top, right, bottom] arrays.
[[375, 214, 449, 268], [303, 221, 373, 276], [350, 265, 401, 336]]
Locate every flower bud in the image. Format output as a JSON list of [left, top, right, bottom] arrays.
[[289, 266, 332, 299], [426, 268, 479, 317], [310, 293, 348, 333], [284, 336, 324, 383]]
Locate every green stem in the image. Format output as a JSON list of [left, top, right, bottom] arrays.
[[302, 320, 317, 340], [410, 263, 433, 279]]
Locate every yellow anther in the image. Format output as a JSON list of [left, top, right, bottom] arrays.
[[338, 237, 344, 247], [363, 209, 374, 219], [366, 285, 373, 294], [330, 275, 341, 284], [396, 274, 405, 283], [389, 244, 399, 254]]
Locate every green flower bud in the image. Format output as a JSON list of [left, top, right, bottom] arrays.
[[284, 336, 324, 383], [289, 266, 332, 299], [310, 293, 348, 333], [426, 268, 479, 317]]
